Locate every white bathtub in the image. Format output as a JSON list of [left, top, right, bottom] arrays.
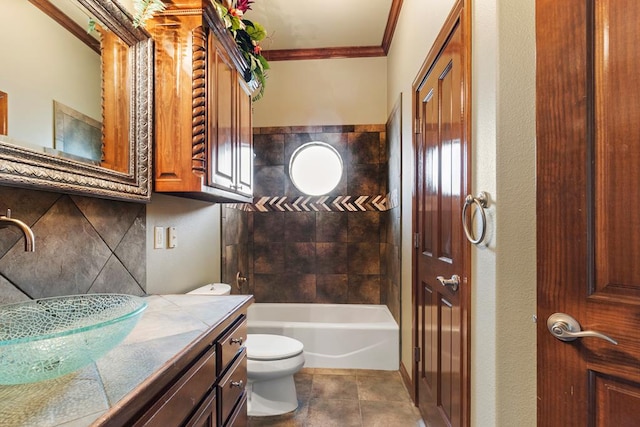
[[246, 303, 399, 370]]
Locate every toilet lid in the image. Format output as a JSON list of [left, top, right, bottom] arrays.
[[245, 334, 304, 360]]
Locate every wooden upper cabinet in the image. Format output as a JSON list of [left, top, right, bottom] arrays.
[[147, 1, 255, 202]]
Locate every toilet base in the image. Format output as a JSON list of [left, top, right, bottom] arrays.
[[247, 374, 298, 417]]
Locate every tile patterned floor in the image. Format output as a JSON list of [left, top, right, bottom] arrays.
[[248, 368, 425, 427]]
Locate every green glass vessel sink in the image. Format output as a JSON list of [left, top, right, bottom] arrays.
[[0, 293, 147, 385]]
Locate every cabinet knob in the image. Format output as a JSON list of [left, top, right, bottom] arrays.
[[230, 337, 243, 345], [230, 380, 244, 389]]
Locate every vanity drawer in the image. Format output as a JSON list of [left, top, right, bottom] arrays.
[[218, 349, 247, 425], [136, 346, 216, 426], [217, 317, 247, 371], [224, 392, 247, 427]]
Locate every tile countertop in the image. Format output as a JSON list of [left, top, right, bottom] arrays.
[[0, 294, 253, 427]]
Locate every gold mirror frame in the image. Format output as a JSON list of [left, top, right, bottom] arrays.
[[0, 0, 153, 202]]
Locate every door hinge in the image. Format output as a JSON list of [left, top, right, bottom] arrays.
[[414, 118, 422, 134], [414, 347, 421, 363], [413, 233, 420, 249]]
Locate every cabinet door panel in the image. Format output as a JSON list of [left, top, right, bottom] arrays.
[[186, 390, 216, 427], [236, 78, 253, 196], [209, 38, 235, 191]]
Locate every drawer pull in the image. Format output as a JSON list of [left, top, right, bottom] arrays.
[[230, 380, 244, 389], [230, 337, 243, 345]]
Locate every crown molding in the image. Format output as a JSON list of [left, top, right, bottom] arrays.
[[263, 0, 403, 61]]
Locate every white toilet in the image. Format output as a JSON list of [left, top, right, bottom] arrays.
[[187, 283, 232, 296], [245, 333, 305, 417]]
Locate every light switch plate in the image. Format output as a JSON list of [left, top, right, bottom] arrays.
[[168, 226, 177, 248], [154, 226, 164, 249]]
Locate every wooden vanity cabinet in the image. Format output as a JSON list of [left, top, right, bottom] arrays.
[[97, 299, 251, 427], [148, 1, 254, 203]]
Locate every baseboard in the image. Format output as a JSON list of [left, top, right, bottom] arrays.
[[400, 361, 416, 403]]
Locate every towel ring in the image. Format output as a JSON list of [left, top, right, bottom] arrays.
[[462, 192, 489, 245]]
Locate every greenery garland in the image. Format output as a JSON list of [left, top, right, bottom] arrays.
[[132, 0, 166, 28], [212, 0, 269, 101], [133, 0, 269, 101]]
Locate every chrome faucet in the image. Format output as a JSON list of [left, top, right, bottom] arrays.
[[0, 209, 35, 252]]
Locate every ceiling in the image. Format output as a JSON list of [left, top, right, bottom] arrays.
[[246, 0, 403, 61], [32, 0, 404, 62]]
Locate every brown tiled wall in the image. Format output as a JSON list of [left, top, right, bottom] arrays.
[[223, 123, 402, 322], [0, 187, 146, 303], [383, 100, 402, 323]]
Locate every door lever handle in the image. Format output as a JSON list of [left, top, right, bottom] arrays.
[[546, 313, 618, 345], [437, 275, 460, 292]]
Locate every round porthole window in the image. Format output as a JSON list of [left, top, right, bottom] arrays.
[[289, 142, 343, 196]]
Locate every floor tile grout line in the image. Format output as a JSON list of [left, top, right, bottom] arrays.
[[357, 376, 364, 427]]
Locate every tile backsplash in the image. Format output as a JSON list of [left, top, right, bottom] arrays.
[[222, 122, 401, 322], [0, 187, 146, 303]]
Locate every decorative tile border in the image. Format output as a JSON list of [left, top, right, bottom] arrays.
[[225, 189, 399, 212]]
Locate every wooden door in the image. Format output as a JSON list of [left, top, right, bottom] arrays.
[[413, 2, 470, 426], [537, 0, 640, 425]]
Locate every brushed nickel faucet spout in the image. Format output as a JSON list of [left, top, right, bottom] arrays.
[[0, 209, 35, 252]]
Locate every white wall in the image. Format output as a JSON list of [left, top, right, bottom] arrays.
[[388, 0, 537, 425], [470, 1, 499, 424], [146, 194, 222, 295], [0, 1, 101, 148], [252, 57, 387, 127], [492, 0, 537, 425]]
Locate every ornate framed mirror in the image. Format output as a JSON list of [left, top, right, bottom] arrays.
[[0, 0, 152, 202]]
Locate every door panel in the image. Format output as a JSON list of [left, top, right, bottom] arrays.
[[236, 78, 253, 196], [594, 1, 640, 297], [422, 284, 437, 391], [209, 37, 235, 190], [440, 297, 454, 421], [413, 4, 470, 425], [595, 375, 640, 427], [537, 0, 640, 425]]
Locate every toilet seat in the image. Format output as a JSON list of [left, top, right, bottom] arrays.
[[246, 334, 303, 360]]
